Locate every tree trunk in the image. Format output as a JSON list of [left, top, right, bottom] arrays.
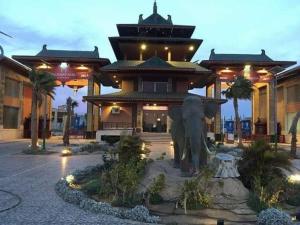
[[289, 112, 300, 158], [31, 91, 38, 150], [233, 97, 242, 147], [42, 94, 47, 150]]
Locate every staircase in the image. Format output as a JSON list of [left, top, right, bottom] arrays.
[[140, 132, 172, 143]]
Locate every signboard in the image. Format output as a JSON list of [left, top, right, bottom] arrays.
[[50, 64, 91, 84]]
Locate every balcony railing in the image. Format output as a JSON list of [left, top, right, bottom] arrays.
[[101, 122, 133, 130]]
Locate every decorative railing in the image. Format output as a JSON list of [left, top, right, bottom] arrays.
[[101, 122, 132, 130]]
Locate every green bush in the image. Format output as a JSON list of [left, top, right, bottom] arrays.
[[148, 174, 165, 204], [285, 182, 300, 206], [179, 167, 213, 213], [117, 135, 150, 163], [99, 159, 148, 206], [81, 179, 101, 195], [238, 140, 290, 190]]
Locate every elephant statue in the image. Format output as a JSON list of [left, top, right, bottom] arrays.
[[168, 96, 221, 174]]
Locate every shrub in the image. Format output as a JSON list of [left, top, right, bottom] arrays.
[[257, 208, 292, 225], [179, 167, 213, 213], [81, 179, 101, 195], [117, 135, 150, 163], [148, 174, 165, 204], [99, 159, 148, 207], [284, 181, 300, 206], [238, 140, 290, 190]]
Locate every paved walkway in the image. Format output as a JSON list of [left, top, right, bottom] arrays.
[[0, 140, 149, 225]]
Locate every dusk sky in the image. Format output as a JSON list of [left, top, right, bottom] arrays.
[[1, 0, 300, 118]]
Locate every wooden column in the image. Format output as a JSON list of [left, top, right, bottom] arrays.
[[87, 78, 101, 137], [136, 103, 143, 133], [214, 78, 222, 140], [0, 65, 4, 128], [252, 86, 259, 134], [267, 82, 275, 135]]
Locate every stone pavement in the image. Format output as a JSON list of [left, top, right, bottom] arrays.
[[0, 140, 150, 225]]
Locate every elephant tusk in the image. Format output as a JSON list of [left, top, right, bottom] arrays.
[[203, 137, 214, 155]]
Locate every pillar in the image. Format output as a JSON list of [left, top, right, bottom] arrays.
[[166, 114, 172, 134], [167, 51, 171, 61], [0, 65, 4, 128], [86, 77, 100, 138], [267, 82, 276, 135], [214, 78, 222, 141], [136, 103, 143, 133], [252, 87, 259, 134]]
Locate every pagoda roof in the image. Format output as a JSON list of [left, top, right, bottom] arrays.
[[138, 1, 172, 25], [13, 45, 110, 67], [200, 49, 296, 68], [109, 36, 202, 61], [101, 57, 210, 73], [84, 91, 226, 104], [35, 45, 100, 58]]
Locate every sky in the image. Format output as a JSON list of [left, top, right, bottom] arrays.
[[1, 0, 300, 118]]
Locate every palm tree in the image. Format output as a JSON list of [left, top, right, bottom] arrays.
[[222, 75, 253, 147], [289, 112, 300, 158], [29, 70, 56, 150], [63, 97, 78, 146]]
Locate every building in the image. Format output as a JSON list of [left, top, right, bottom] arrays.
[[13, 45, 110, 138], [84, 2, 224, 141], [201, 50, 295, 140], [51, 105, 67, 134], [276, 65, 300, 143]]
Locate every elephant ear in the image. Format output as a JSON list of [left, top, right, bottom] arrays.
[[204, 102, 219, 119], [168, 106, 182, 121]]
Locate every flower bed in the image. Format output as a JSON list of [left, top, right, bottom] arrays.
[[55, 164, 159, 223]]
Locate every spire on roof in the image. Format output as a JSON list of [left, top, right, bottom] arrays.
[[153, 0, 157, 14]]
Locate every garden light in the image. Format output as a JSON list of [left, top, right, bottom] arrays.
[[61, 148, 72, 157], [66, 175, 75, 184]]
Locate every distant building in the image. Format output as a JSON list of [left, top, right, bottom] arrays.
[[51, 105, 67, 133]]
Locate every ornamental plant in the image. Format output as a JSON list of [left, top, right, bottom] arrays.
[[257, 208, 292, 225]]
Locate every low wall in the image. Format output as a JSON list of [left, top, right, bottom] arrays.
[[0, 128, 23, 140], [96, 129, 133, 143]]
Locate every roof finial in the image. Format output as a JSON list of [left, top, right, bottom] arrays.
[[261, 49, 266, 55], [153, 0, 157, 14]]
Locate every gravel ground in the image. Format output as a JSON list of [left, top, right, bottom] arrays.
[[0, 140, 152, 225]]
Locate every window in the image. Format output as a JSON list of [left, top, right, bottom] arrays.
[[3, 106, 19, 129], [287, 84, 300, 104], [142, 81, 168, 93], [5, 78, 20, 98]]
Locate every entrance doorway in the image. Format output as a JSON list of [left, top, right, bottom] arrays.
[[142, 105, 167, 133]]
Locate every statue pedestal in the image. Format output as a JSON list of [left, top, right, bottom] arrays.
[[214, 153, 240, 178]]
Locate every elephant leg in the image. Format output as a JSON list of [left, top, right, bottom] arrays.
[[190, 137, 200, 174], [173, 142, 180, 168]]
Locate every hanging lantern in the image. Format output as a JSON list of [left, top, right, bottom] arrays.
[[218, 67, 236, 81]]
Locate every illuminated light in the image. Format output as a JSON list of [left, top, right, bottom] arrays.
[[153, 103, 157, 106], [190, 82, 194, 85], [257, 68, 269, 74], [157, 118, 161, 121], [143, 105, 168, 110], [113, 75, 117, 79], [66, 175, 75, 184], [170, 141, 174, 146], [146, 103, 150, 106], [60, 62, 68, 69], [61, 148, 72, 156], [116, 80, 119, 83], [37, 63, 51, 69], [113, 102, 117, 105], [164, 46, 169, 50], [77, 65, 89, 70], [141, 44, 147, 50], [189, 46, 194, 51], [288, 174, 300, 184]]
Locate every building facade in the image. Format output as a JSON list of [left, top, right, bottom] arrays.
[[276, 65, 300, 143]]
